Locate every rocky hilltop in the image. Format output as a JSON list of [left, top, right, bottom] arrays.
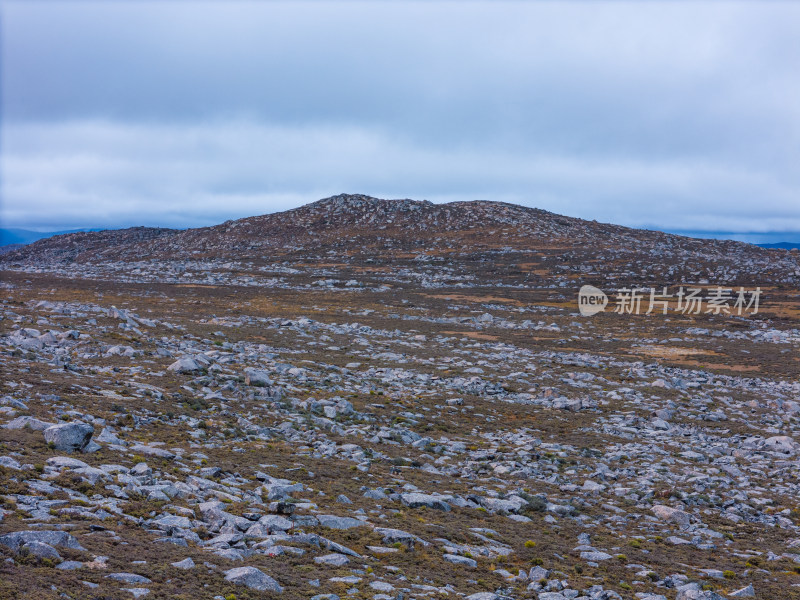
[[0, 193, 779, 259], [4, 193, 601, 263], [4, 194, 800, 291]]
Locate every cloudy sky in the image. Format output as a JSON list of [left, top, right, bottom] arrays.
[[2, 1, 799, 240]]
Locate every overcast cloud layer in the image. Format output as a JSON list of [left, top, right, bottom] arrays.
[[2, 1, 799, 237]]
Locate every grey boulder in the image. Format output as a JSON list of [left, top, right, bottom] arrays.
[[224, 566, 283, 593], [443, 553, 476, 567], [22, 541, 62, 561], [4, 416, 54, 431], [105, 573, 152, 584], [168, 357, 202, 373], [0, 530, 85, 552], [316, 514, 366, 530], [244, 367, 272, 386], [0, 456, 21, 470], [763, 435, 798, 454], [171, 557, 195, 570], [43, 421, 94, 452], [651, 504, 691, 529], [314, 553, 350, 566], [400, 492, 451, 511], [675, 589, 726, 600]]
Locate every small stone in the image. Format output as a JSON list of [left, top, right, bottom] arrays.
[[105, 573, 152, 584], [4, 416, 54, 431], [443, 553, 477, 567], [314, 553, 350, 566], [155, 515, 192, 530], [367, 545, 399, 554], [369, 581, 395, 592], [46, 456, 90, 469], [728, 584, 755, 597], [580, 551, 612, 561], [129, 444, 176, 460], [529, 566, 550, 581], [316, 515, 365, 530], [171, 558, 195, 570]]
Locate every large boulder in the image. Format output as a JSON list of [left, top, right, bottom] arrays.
[[400, 492, 451, 511], [244, 367, 272, 386], [476, 495, 527, 514], [651, 504, 691, 529], [256, 514, 293, 533], [43, 422, 94, 453], [224, 566, 282, 593], [0, 530, 85, 553], [374, 527, 429, 548], [0, 456, 21, 470], [154, 515, 193, 531], [21, 541, 62, 561], [316, 514, 366, 530], [763, 436, 799, 454], [168, 357, 202, 373]]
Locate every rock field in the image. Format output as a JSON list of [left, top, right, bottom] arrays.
[[1, 195, 799, 599]]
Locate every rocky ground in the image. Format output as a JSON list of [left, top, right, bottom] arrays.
[[1, 196, 799, 600]]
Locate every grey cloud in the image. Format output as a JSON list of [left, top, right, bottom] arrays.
[[3, 119, 798, 232], [1, 2, 799, 233]]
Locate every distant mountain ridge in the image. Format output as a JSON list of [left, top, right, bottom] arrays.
[[758, 242, 800, 250], [0, 226, 178, 264], [0, 227, 105, 247]]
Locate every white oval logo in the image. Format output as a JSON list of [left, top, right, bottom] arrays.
[[578, 285, 608, 316]]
